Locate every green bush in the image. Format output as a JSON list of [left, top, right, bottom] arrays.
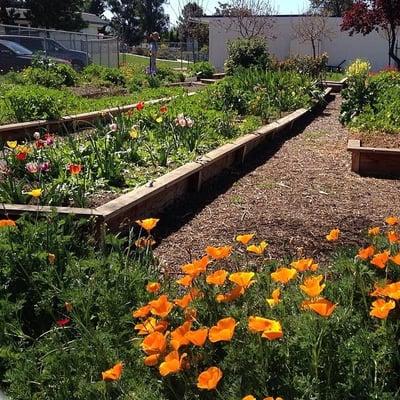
[[189, 61, 215, 79], [83, 64, 126, 86], [275, 54, 328, 78], [22, 63, 78, 88], [224, 38, 270, 75]]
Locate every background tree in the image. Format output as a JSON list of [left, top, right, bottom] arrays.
[[177, 2, 208, 47], [25, 0, 86, 30], [309, 0, 354, 16], [292, 12, 335, 58], [341, 0, 400, 69], [0, 0, 24, 24], [84, 0, 105, 16], [214, 0, 275, 38]]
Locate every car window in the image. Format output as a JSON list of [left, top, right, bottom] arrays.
[[19, 38, 44, 51], [47, 40, 65, 52], [0, 40, 32, 55]]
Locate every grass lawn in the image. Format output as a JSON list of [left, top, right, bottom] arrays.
[[120, 53, 192, 70], [325, 71, 346, 81]]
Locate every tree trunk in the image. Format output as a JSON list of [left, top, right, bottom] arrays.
[[311, 39, 316, 59], [389, 25, 400, 70]]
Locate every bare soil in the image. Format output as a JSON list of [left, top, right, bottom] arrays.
[[351, 131, 400, 149], [154, 94, 400, 271]]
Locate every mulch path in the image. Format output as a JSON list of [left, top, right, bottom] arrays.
[[154, 94, 400, 271]]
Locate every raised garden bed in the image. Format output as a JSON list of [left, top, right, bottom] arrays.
[[0, 88, 332, 231]]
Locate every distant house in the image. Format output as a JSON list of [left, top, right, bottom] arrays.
[[200, 15, 394, 72], [3, 8, 108, 35]]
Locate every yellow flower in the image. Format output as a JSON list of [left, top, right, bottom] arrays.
[[229, 272, 255, 288], [247, 241, 268, 255], [136, 218, 160, 232], [299, 275, 326, 298], [326, 228, 340, 241], [6, 141, 17, 149], [266, 288, 281, 307], [156, 116, 163, 123], [129, 128, 139, 139], [235, 234, 255, 245], [27, 188, 42, 198]]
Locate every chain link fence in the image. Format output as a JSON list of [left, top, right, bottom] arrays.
[[0, 23, 119, 68]]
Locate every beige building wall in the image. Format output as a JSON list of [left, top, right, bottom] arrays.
[[204, 16, 390, 72]]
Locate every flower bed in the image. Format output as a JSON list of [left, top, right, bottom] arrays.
[[1, 214, 400, 399], [0, 70, 323, 210]]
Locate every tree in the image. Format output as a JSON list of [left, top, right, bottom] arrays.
[[25, 0, 87, 30], [341, 0, 400, 69], [0, 0, 24, 24], [214, 0, 275, 38], [177, 2, 209, 47], [84, 0, 105, 16], [309, 0, 354, 16], [108, 0, 168, 46], [292, 12, 335, 58]]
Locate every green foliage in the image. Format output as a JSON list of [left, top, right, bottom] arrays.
[[275, 53, 329, 79], [83, 64, 126, 86], [189, 61, 215, 79], [225, 37, 270, 75]]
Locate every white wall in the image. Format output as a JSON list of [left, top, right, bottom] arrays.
[[205, 16, 390, 72]]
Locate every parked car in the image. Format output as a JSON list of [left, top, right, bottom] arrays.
[[0, 39, 70, 74], [0, 35, 90, 71]]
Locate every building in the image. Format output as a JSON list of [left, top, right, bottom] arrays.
[[200, 15, 394, 72]]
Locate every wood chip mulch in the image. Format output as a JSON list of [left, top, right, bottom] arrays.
[[154, 95, 400, 271]]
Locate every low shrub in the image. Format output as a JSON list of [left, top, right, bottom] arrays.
[[83, 64, 126, 86], [225, 37, 270, 75], [22, 63, 78, 88], [275, 54, 328, 79], [189, 61, 215, 79]]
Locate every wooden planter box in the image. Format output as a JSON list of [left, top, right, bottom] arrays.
[[348, 139, 400, 178], [0, 89, 332, 231]]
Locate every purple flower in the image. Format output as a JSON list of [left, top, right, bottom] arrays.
[[39, 161, 51, 172], [26, 162, 39, 173]]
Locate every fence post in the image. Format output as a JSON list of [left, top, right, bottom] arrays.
[[85, 34, 89, 66]]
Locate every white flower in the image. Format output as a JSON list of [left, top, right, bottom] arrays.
[[186, 118, 194, 128], [109, 123, 118, 132], [33, 131, 41, 140]]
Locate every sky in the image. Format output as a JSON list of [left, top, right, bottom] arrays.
[[166, 0, 310, 26]]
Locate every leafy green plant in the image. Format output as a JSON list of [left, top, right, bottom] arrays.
[[83, 64, 126, 86], [189, 61, 215, 79], [274, 53, 329, 79]]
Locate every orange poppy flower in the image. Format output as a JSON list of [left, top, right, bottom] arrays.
[[146, 282, 161, 293], [209, 317, 237, 343], [0, 219, 16, 228], [185, 328, 208, 346], [236, 234, 255, 245], [141, 331, 167, 355], [229, 272, 256, 288], [132, 304, 151, 318], [205, 245, 232, 260], [181, 256, 209, 277], [357, 246, 375, 260], [242, 396, 256, 400], [370, 298, 395, 319], [159, 351, 187, 376], [299, 275, 326, 298], [197, 366, 223, 390], [301, 298, 336, 317], [144, 354, 160, 366], [261, 320, 283, 341], [388, 231, 399, 244], [171, 321, 192, 351], [266, 288, 281, 307], [134, 317, 168, 335], [291, 258, 318, 272], [385, 216, 399, 226], [264, 397, 284, 400], [101, 362, 123, 381], [326, 228, 340, 241], [68, 163, 82, 175], [382, 282, 400, 300], [135, 218, 159, 232], [206, 269, 228, 285], [175, 293, 193, 309], [271, 267, 297, 284], [176, 274, 193, 286], [247, 241, 268, 255], [390, 253, 400, 265], [368, 227, 381, 236], [215, 285, 244, 303], [148, 295, 173, 318], [248, 316, 276, 332], [371, 251, 390, 269]]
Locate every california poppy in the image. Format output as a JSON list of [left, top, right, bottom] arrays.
[[370, 298, 395, 319], [197, 366, 223, 390], [387, 231, 399, 244], [185, 328, 208, 346], [236, 234, 255, 245], [146, 282, 161, 293], [0, 219, 16, 228], [216, 285, 244, 303], [247, 241, 268, 255], [205, 245, 232, 260], [358, 246, 375, 260], [135, 218, 159, 233], [159, 351, 186, 376], [132, 304, 151, 318], [261, 320, 283, 341], [301, 298, 336, 317], [148, 295, 173, 318], [390, 253, 400, 265], [368, 227, 381, 236], [171, 321, 191, 351], [182, 256, 209, 277], [266, 288, 281, 307], [174, 293, 193, 309], [371, 251, 390, 269], [141, 331, 167, 355], [264, 397, 284, 400], [291, 258, 318, 272], [176, 274, 193, 286], [242, 396, 256, 400], [373, 281, 400, 300], [248, 316, 275, 332], [299, 275, 326, 298], [229, 272, 255, 288], [144, 354, 160, 366], [271, 267, 297, 284], [135, 317, 168, 335], [101, 362, 123, 381], [326, 228, 340, 241], [385, 216, 399, 226], [209, 317, 237, 343], [206, 269, 228, 285]]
